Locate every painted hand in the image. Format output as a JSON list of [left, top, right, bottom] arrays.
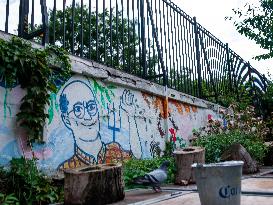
[[120, 89, 136, 115]]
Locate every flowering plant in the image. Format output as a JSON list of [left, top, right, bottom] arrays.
[[193, 103, 270, 140]]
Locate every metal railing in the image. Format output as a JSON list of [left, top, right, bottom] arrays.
[[1, 0, 268, 105]]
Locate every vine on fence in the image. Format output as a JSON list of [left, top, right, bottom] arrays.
[[0, 37, 71, 143]]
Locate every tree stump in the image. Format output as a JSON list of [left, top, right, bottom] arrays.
[[174, 146, 205, 185], [221, 143, 259, 174], [64, 163, 125, 205]]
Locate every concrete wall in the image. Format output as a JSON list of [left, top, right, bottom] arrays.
[[0, 32, 223, 173]]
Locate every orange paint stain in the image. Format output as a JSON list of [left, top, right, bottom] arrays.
[[169, 99, 184, 114], [191, 105, 198, 113], [153, 97, 165, 118], [142, 92, 152, 108], [183, 104, 191, 113]]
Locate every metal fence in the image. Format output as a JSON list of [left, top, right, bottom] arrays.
[[1, 0, 268, 104]]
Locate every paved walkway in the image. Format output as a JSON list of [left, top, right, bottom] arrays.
[[113, 167, 273, 205]]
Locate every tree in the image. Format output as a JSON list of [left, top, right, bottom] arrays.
[[229, 0, 273, 60], [48, 4, 157, 76]]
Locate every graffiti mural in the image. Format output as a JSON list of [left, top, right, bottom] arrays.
[[36, 75, 166, 170], [0, 73, 222, 172]]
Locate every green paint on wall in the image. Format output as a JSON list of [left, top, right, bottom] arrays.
[[48, 93, 58, 124], [3, 89, 8, 121], [91, 79, 116, 109], [3, 89, 12, 121]]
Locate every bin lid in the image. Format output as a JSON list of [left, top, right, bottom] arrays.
[[192, 160, 244, 168]]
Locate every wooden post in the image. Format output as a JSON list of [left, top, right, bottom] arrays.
[[174, 146, 205, 185], [64, 163, 125, 205]]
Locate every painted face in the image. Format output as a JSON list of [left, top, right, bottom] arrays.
[[60, 80, 100, 143]]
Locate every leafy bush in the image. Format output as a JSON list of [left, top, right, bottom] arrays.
[[0, 157, 63, 205], [0, 193, 19, 205], [0, 37, 71, 143], [193, 131, 268, 163], [261, 78, 273, 140], [123, 157, 175, 189], [194, 104, 269, 140]]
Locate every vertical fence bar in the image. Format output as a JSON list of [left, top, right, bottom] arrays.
[[80, 0, 83, 57], [103, 0, 106, 63], [146, 0, 167, 86], [186, 18, 190, 94], [170, 6, 175, 89], [62, 0, 66, 48], [225, 43, 233, 91], [140, 0, 147, 78], [52, 0, 56, 44], [193, 17, 202, 98], [178, 14, 183, 91], [174, 11, 179, 90], [137, 0, 141, 76], [116, 0, 120, 67], [167, 5, 171, 88], [159, 0, 163, 80], [40, 0, 48, 45], [132, 0, 136, 74], [110, 0, 113, 66], [18, 0, 29, 38], [88, 0, 91, 59], [121, 0, 125, 70], [31, 0, 34, 31], [247, 62, 254, 99], [127, 0, 131, 72], [153, 0, 157, 82], [181, 16, 187, 93], [163, 3, 168, 85], [147, 3, 151, 76], [96, 0, 99, 61], [71, 0, 75, 55], [5, 0, 9, 32], [189, 20, 195, 95]]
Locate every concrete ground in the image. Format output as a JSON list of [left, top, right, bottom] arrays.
[[113, 167, 273, 205]]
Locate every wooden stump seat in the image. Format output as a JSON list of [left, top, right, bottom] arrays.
[[64, 163, 125, 205], [174, 146, 205, 185]]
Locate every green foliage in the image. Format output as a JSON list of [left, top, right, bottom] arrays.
[[194, 103, 270, 140], [0, 37, 71, 143], [229, 0, 273, 60], [192, 103, 270, 164], [123, 157, 175, 189], [193, 131, 268, 163], [0, 157, 63, 205], [0, 193, 19, 205], [261, 77, 273, 139], [163, 141, 175, 158]]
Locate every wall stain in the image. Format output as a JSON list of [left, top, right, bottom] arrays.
[[141, 93, 151, 108], [191, 105, 198, 113], [183, 104, 191, 113]]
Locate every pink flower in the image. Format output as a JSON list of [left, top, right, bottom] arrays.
[[208, 114, 212, 121]]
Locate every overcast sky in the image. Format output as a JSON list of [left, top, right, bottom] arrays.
[[0, 0, 272, 76]]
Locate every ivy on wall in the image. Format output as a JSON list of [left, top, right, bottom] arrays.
[[0, 37, 71, 143]]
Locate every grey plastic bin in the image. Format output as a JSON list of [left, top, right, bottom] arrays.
[[192, 161, 244, 205]]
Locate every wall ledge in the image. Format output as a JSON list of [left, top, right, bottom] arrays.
[[71, 55, 224, 112]]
